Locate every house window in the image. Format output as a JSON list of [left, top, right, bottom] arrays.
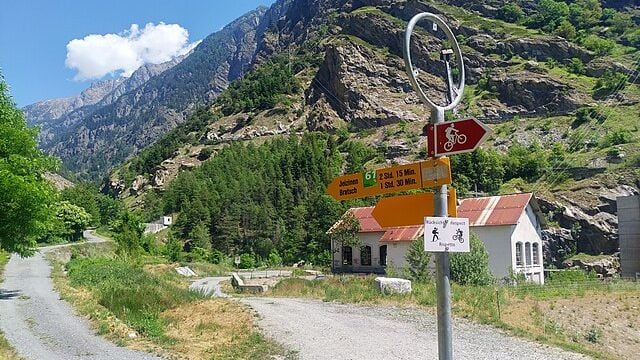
[[379, 245, 387, 266], [515, 242, 523, 266], [525, 242, 532, 266], [342, 246, 352, 266], [361, 246, 372, 266], [532, 243, 540, 265]]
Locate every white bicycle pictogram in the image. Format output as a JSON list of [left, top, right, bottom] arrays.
[[444, 133, 467, 152]]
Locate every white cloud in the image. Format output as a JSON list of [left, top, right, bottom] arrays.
[[65, 22, 198, 81]]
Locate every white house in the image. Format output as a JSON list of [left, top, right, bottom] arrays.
[[330, 193, 545, 284]]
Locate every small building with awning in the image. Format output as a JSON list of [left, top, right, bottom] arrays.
[[330, 193, 545, 284]]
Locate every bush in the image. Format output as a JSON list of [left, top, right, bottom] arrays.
[[554, 20, 576, 40], [404, 237, 432, 283], [498, 3, 524, 23], [450, 233, 494, 286], [580, 35, 615, 56], [572, 107, 599, 128], [566, 58, 584, 75], [599, 130, 632, 148], [593, 70, 627, 98], [239, 253, 256, 269]]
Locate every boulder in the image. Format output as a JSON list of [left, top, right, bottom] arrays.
[[375, 277, 411, 295], [563, 254, 620, 277]]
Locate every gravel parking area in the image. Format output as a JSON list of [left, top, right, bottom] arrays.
[[242, 297, 589, 360]]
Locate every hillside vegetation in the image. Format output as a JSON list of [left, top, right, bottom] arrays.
[[99, 0, 639, 268]]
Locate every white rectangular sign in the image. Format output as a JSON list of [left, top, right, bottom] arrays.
[[424, 217, 470, 253]]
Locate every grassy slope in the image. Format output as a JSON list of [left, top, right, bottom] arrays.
[[47, 243, 294, 360], [0, 251, 22, 360]]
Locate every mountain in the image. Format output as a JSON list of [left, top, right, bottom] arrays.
[[24, 78, 122, 127], [32, 0, 640, 267], [27, 7, 268, 179]]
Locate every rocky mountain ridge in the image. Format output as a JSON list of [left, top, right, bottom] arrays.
[[31, 0, 640, 267]]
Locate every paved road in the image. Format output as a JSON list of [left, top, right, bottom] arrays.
[[0, 231, 161, 360], [242, 297, 589, 360]]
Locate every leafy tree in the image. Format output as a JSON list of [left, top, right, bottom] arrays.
[[450, 233, 494, 286], [554, 20, 577, 40], [60, 183, 123, 226], [568, 0, 602, 30], [0, 75, 57, 255], [164, 233, 184, 262], [581, 35, 615, 56], [329, 212, 361, 255], [526, 0, 570, 32], [504, 142, 549, 182], [608, 12, 633, 34], [54, 201, 92, 241], [113, 212, 144, 259], [404, 237, 431, 282], [498, 3, 524, 23]]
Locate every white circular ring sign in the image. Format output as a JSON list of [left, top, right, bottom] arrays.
[[403, 13, 465, 112]]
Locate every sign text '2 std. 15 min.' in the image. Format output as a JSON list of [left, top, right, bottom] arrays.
[[326, 158, 451, 201]]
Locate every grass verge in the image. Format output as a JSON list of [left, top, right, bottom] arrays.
[[49, 243, 294, 359], [0, 251, 22, 359], [266, 274, 638, 359]]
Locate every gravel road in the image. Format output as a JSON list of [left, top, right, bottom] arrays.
[[0, 231, 161, 360], [242, 297, 589, 360], [189, 276, 230, 297]]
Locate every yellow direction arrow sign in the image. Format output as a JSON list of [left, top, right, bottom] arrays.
[[327, 158, 451, 201], [372, 189, 458, 228]]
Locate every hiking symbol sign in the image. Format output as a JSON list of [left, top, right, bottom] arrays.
[[424, 217, 470, 253]]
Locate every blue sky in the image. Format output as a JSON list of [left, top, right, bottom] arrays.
[[0, 0, 275, 107]]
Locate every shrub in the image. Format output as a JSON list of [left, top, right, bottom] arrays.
[[450, 233, 494, 286], [554, 20, 576, 40], [593, 70, 627, 98], [404, 237, 432, 283], [580, 35, 615, 56], [498, 3, 524, 23], [566, 58, 584, 75], [239, 253, 256, 269], [599, 130, 632, 148]]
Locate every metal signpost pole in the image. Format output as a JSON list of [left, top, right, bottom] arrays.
[[404, 13, 465, 360]]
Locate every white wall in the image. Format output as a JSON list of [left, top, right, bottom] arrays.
[[332, 232, 384, 269], [470, 225, 514, 281], [384, 241, 411, 271], [510, 205, 544, 284]]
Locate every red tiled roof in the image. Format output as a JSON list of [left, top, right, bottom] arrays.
[[348, 207, 383, 232], [380, 225, 423, 242], [341, 207, 422, 242], [333, 193, 534, 242], [457, 193, 532, 226]]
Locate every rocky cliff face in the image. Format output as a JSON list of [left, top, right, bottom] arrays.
[[24, 78, 121, 127], [28, 57, 186, 150]]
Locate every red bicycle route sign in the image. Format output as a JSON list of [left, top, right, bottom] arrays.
[[425, 117, 492, 157]]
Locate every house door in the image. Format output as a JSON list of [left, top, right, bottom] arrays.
[[379, 245, 387, 266]]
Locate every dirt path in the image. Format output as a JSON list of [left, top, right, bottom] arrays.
[[0, 231, 161, 360], [242, 297, 589, 360]]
